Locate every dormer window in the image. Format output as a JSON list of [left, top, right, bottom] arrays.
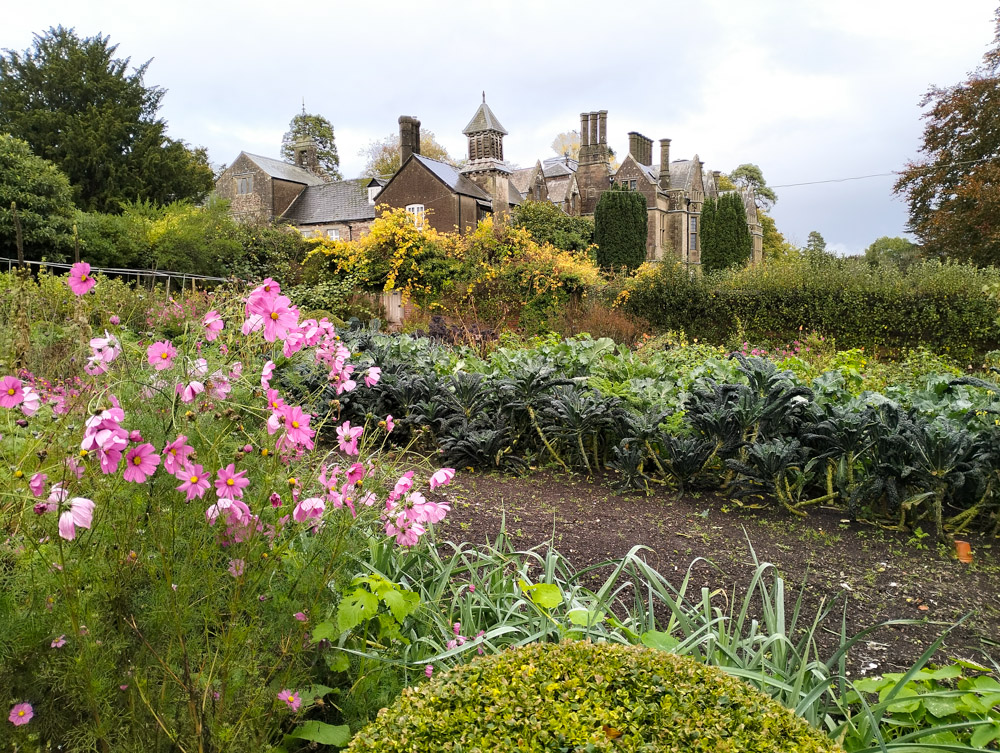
[[368, 186, 381, 205]]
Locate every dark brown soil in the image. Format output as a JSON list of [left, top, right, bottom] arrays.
[[438, 471, 1000, 676]]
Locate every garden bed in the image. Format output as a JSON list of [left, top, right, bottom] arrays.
[[441, 471, 1000, 675]]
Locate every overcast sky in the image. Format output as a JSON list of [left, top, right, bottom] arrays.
[[3, 1, 997, 254]]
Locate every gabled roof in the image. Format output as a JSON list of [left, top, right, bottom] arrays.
[[510, 160, 544, 195], [507, 181, 523, 206], [281, 178, 376, 225], [462, 101, 508, 135], [240, 152, 326, 186], [668, 159, 695, 191], [546, 175, 573, 204], [410, 154, 492, 200], [543, 155, 578, 175]]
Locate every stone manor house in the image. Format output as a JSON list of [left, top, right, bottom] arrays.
[[215, 100, 763, 266]]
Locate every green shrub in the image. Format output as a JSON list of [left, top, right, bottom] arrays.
[[594, 187, 647, 271], [624, 255, 1000, 361], [511, 199, 595, 254], [348, 641, 843, 752]]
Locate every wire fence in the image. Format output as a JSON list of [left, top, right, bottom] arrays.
[[0, 256, 236, 296]]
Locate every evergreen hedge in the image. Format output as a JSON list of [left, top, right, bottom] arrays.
[[623, 256, 1000, 361], [594, 187, 647, 271], [348, 641, 842, 752], [701, 192, 752, 273]]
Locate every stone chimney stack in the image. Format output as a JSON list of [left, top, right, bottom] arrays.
[[598, 110, 608, 145], [399, 116, 421, 166], [658, 138, 671, 190], [580, 113, 590, 147], [629, 132, 653, 166]]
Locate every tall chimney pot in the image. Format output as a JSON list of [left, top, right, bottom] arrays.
[[658, 138, 671, 191]]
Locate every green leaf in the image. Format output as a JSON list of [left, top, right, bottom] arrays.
[[527, 583, 563, 610], [923, 695, 964, 718], [923, 665, 962, 681], [567, 607, 606, 626], [287, 721, 351, 747], [641, 630, 679, 653], [971, 723, 1000, 748], [879, 685, 921, 713], [380, 586, 419, 622], [311, 621, 338, 644], [337, 589, 379, 633]]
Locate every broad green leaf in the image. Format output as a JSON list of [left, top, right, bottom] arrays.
[[923, 665, 963, 681], [880, 685, 921, 713], [973, 676, 1000, 692], [337, 589, 378, 633], [923, 695, 964, 718], [567, 607, 606, 626], [326, 652, 350, 673], [852, 677, 891, 694], [299, 684, 334, 703], [381, 586, 419, 622], [287, 720, 351, 746], [519, 581, 563, 609], [641, 630, 679, 653], [971, 723, 1000, 748], [311, 621, 338, 644]]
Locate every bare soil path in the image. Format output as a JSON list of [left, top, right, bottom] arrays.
[[438, 471, 1000, 676]]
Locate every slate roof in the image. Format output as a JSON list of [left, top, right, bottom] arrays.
[[668, 159, 695, 191], [412, 154, 492, 200], [507, 181, 523, 206], [281, 179, 375, 225], [510, 166, 537, 195], [462, 101, 508, 135], [543, 156, 578, 175], [546, 175, 572, 204], [242, 152, 326, 186]]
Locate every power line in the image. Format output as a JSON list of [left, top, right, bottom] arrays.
[[769, 156, 998, 189]]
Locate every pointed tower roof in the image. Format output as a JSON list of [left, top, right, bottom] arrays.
[[462, 96, 508, 136]]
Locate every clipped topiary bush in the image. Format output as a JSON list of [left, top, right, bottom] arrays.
[[348, 641, 843, 752]]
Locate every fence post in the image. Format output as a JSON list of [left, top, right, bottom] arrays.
[[73, 223, 81, 263], [165, 275, 171, 301], [11, 202, 24, 268]]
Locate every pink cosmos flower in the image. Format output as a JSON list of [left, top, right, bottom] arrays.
[[20, 387, 40, 416], [336, 421, 363, 456], [346, 462, 366, 486], [425, 664, 434, 678], [385, 512, 424, 547], [51, 635, 66, 648], [429, 468, 456, 490], [205, 371, 231, 400], [65, 456, 85, 480], [261, 295, 299, 343], [364, 367, 382, 387], [214, 464, 249, 500], [277, 689, 301, 711], [58, 497, 95, 541], [203, 310, 224, 341], [123, 443, 160, 483], [85, 331, 121, 376], [163, 436, 194, 475], [281, 405, 315, 448], [175, 380, 205, 404], [8, 702, 33, 726], [67, 262, 96, 295], [29, 472, 47, 498], [293, 611, 308, 622], [246, 278, 281, 315], [109, 314, 120, 325], [227, 559, 245, 578], [146, 341, 177, 371], [265, 388, 284, 413], [261, 360, 276, 389], [0, 376, 24, 409], [293, 496, 325, 523], [175, 463, 210, 501], [391, 472, 415, 501], [385, 414, 395, 433]]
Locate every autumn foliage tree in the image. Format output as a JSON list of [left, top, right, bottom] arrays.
[[358, 130, 456, 178], [894, 9, 1000, 266]]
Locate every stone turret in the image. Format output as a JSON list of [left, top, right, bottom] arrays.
[[460, 95, 512, 215]]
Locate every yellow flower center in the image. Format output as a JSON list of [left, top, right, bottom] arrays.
[[170, 449, 176, 455], [80, 449, 88, 457], [17, 710, 25, 717], [226, 478, 234, 486], [271, 402, 279, 408], [14, 470, 23, 478], [6, 388, 13, 395], [270, 312, 279, 320], [160, 352, 169, 359], [133, 456, 142, 465], [190, 475, 199, 483], [80, 274, 88, 281], [261, 449, 269, 457], [291, 420, 299, 428]]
